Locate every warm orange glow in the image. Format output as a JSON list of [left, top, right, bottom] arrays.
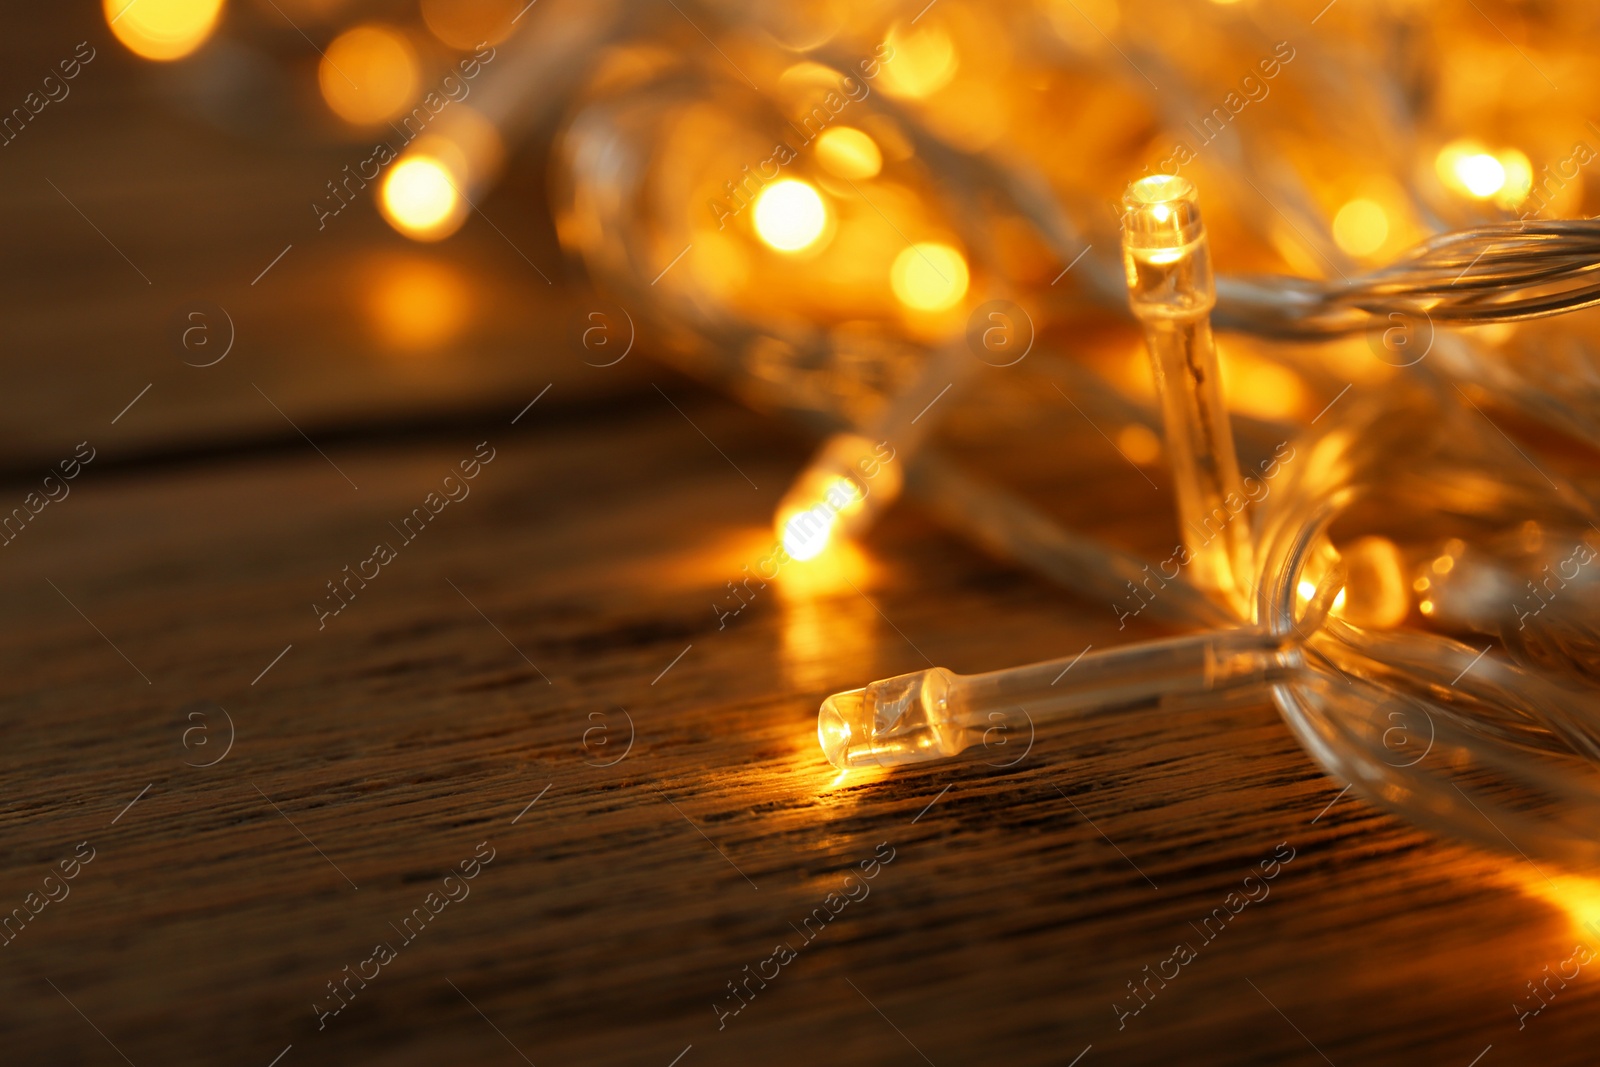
[[1437, 140, 1515, 200], [777, 538, 873, 596], [1044, 0, 1120, 43], [1332, 198, 1389, 257], [777, 474, 873, 561], [1333, 536, 1409, 629], [1217, 345, 1307, 421], [319, 24, 419, 126], [420, 0, 519, 50], [779, 501, 839, 561], [381, 157, 466, 241], [1117, 423, 1161, 466], [1495, 149, 1534, 208], [1459, 154, 1505, 197], [365, 256, 472, 353], [1510, 870, 1600, 945], [879, 23, 959, 99], [891, 242, 970, 312], [1436, 142, 1534, 208], [815, 127, 883, 180], [104, 0, 224, 61], [781, 546, 877, 692], [753, 180, 829, 253]]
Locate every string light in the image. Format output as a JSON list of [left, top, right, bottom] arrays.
[[109, 0, 1600, 872]]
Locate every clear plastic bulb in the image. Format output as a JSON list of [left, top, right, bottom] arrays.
[[1121, 175, 1254, 618], [819, 628, 1293, 770]]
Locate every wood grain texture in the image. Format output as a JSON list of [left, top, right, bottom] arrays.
[[5, 385, 1600, 1067], [4, 8, 1600, 1067]]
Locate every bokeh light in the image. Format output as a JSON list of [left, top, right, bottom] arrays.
[[319, 24, 419, 126], [380, 157, 465, 241], [1495, 148, 1533, 208], [815, 127, 883, 180], [1457, 154, 1505, 197], [1331, 198, 1390, 257], [1117, 423, 1161, 466], [364, 255, 472, 353], [753, 180, 829, 253], [879, 23, 959, 99], [1217, 344, 1307, 421], [104, 0, 225, 62], [891, 242, 970, 312], [420, 0, 519, 50], [1436, 140, 1514, 199], [780, 502, 838, 561], [1333, 536, 1409, 628]]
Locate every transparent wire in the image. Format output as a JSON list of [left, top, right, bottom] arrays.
[[819, 383, 1600, 868]]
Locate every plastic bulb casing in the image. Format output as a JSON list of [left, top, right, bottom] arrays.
[[1121, 175, 1253, 618], [819, 629, 1293, 770]]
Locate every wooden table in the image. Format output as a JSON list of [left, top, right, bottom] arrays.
[[4, 10, 1599, 1066]]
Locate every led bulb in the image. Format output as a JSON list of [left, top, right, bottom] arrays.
[[1120, 175, 1250, 615], [1120, 174, 1213, 313]]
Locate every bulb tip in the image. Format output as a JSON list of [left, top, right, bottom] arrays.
[[818, 688, 867, 769], [1121, 174, 1204, 254]]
